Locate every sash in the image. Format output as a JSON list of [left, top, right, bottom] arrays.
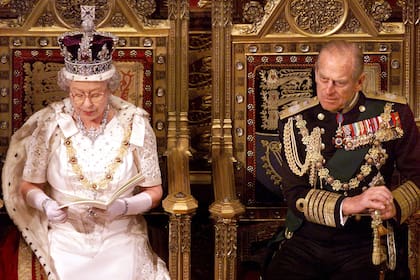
[[326, 99, 387, 181]]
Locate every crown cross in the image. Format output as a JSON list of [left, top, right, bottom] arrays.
[[78, 5, 95, 61]]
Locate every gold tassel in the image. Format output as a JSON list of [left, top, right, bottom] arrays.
[[371, 210, 387, 265], [370, 173, 388, 265]]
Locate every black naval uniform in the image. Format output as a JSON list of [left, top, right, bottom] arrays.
[[264, 92, 420, 280]]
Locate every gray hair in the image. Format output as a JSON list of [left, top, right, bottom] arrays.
[[57, 68, 121, 92], [316, 40, 364, 81]]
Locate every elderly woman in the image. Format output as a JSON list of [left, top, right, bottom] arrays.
[[2, 6, 169, 280]]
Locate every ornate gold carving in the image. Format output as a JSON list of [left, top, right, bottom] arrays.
[[342, 13, 362, 33], [110, 12, 127, 27], [214, 217, 239, 280], [243, 1, 265, 23], [36, 11, 54, 27], [285, 0, 348, 37], [370, 0, 392, 22], [164, 3, 196, 279], [272, 16, 291, 33], [168, 214, 193, 280], [212, 0, 232, 28], [54, 0, 113, 28], [0, 0, 33, 27], [233, 0, 281, 34], [360, 0, 395, 31], [127, 0, 157, 24], [168, 0, 190, 20], [209, 12, 245, 265], [397, 0, 419, 25]]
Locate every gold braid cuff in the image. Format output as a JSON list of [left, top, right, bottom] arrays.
[[296, 189, 341, 227], [392, 181, 420, 223]]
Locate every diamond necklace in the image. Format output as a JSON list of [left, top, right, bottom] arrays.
[[76, 104, 110, 142]]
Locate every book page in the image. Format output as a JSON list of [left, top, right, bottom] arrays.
[[58, 173, 144, 209]]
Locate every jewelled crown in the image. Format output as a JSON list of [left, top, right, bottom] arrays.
[[58, 6, 118, 81]]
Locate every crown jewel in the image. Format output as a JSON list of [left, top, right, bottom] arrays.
[[58, 6, 118, 81]]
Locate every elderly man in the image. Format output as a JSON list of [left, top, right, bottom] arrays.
[[264, 40, 420, 280]]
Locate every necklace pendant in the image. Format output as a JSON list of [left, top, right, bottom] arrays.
[[76, 104, 110, 142]]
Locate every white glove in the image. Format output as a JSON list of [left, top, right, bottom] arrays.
[[123, 191, 152, 215], [26, 189, 67, 223], [99, 198, 127, 222], [96, 192, 152, 222]]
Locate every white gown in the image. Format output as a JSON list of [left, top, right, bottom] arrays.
[[6, 96, 170, 280]]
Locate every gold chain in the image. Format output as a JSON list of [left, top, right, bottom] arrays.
[[283, 114, 323, 186], [283, 108, 395, 193], [317, 141, 387, 193], [64, 124, 132, 191]]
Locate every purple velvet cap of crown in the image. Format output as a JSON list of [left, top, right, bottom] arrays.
[[59, 33, 116, 62], [58, 30, 118, 81]]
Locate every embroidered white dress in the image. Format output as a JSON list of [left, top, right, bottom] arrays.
[[4, 96, 170, 280]]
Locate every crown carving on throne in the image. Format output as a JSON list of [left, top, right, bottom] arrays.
[[57, 5, 118, 81]]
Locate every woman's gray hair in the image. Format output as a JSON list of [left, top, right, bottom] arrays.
[[57, 68, 121, 93]]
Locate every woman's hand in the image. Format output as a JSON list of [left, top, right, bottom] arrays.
[[94, 185, 163, 222], [95, 199, 127, 222], [22, 181, 68, 223], [42, 199, 68, 223]]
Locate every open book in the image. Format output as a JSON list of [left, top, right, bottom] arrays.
[[58, 173, 144, 209]]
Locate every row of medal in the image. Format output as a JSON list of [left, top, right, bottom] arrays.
[[333, 111, 402, 150]]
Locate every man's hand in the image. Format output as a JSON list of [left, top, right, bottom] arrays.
[[342, 185, 396, 219]]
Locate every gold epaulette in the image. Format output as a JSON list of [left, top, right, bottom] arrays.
[[279, 96, 319, 120], [364, 91, 407, 104]]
